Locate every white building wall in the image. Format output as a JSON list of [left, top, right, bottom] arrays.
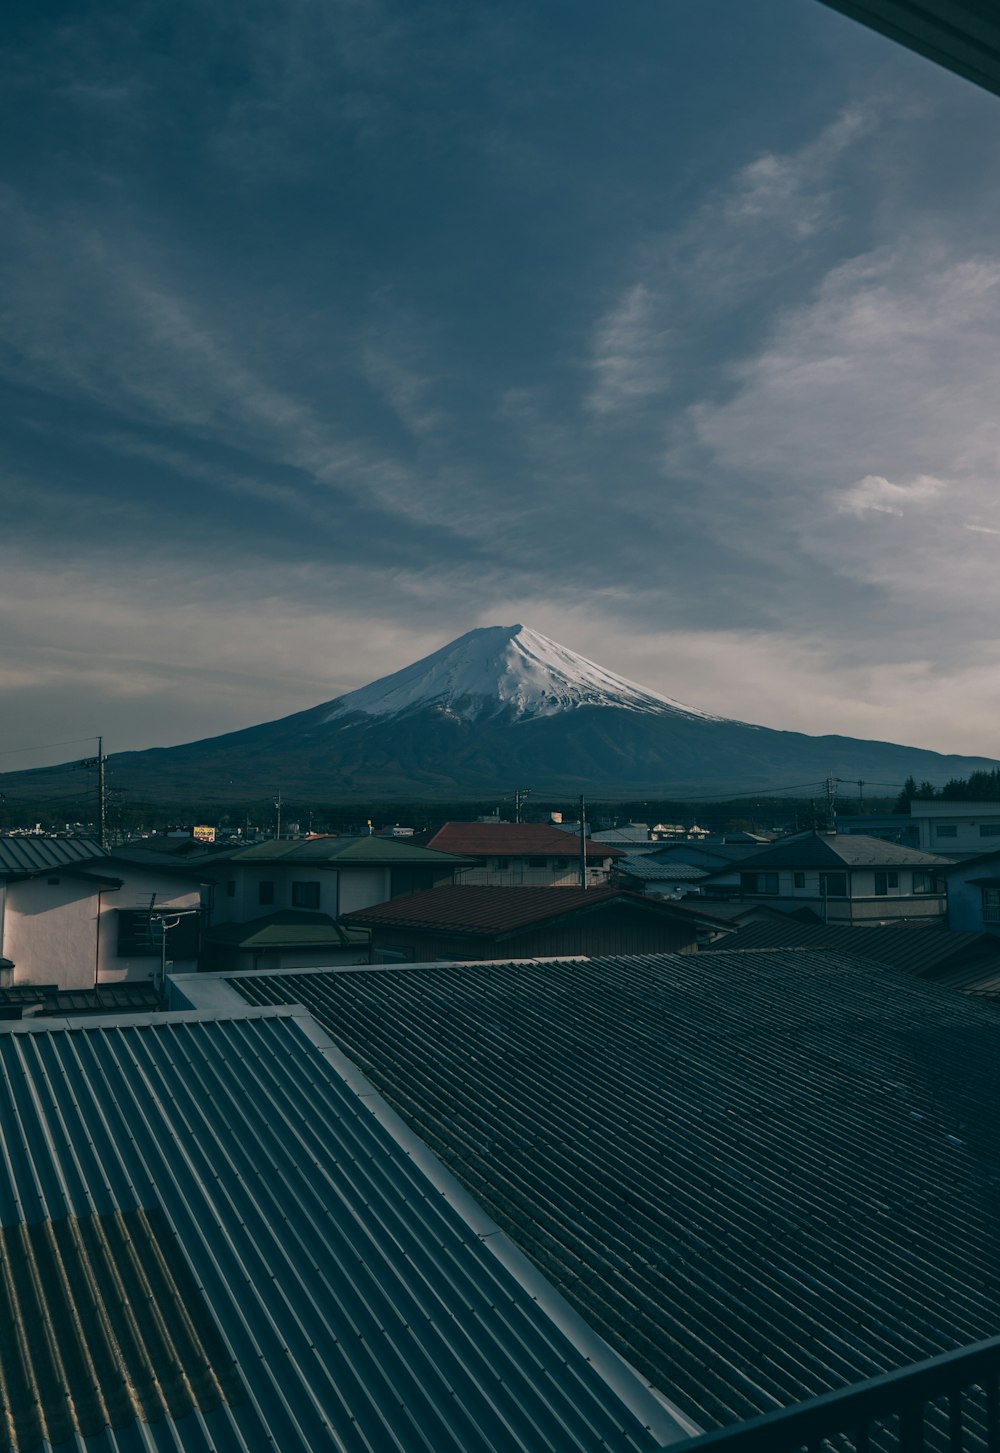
[[3, 869, 201, 990], [909, 802, 1000, 854]]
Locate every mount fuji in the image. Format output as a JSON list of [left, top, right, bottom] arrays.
[[8, 624, 997, 803]]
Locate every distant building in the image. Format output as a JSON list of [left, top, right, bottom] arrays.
[[422, 822, 620, 887], [905, 800, 1000, 856], [699, 833, 951, 923], [342, 884, 729, 962], [940, 849, 1000, 937]]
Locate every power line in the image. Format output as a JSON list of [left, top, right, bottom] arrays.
[[0, 734, 101, 760]]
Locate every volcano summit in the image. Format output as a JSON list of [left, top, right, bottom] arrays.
[[10, 625, 998, 803]]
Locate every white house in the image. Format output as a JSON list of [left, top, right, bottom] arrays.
[[907, 800, 1000, 855], [698, 833, 951, 924], [0, 837, 203, 991]]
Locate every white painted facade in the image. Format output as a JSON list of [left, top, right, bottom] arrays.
[[908, 801, 1000, 855], [703, 864, 946, 923], [0, 866, 202, 991], [210, 865, 393, 923]]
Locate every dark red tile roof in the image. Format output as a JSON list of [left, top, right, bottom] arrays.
[[342, 884, 724, 936], [424, 822, 623, 860]]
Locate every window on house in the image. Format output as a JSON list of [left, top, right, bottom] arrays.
[[874, 871, 898, 895], [983, 888, 1000, 924], [117, 910, 157, 956], [912, 872, 939, 894], [980, 825, 1000, 837], [819, 872, 848, 898], [740, 871, 779, 895], [291, 881, 320, 910], [935, 825, 958, 838], [528, 857, 548, 868], [226, 880, 236, 897], [793, 872, 805, 889], [258, 880, 275, 906]]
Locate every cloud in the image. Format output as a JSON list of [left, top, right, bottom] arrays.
[[836, 473, 948, 516], [584, 105, 876, 418]]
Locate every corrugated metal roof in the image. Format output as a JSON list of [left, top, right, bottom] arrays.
[[225, 953, 1000, 1435], [0, 835, 105, 875], [0, 1009, 674, 1451], [702, 919, 1000, 979]]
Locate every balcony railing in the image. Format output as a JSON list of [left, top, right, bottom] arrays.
[[681, 1332, 1000, 1452]]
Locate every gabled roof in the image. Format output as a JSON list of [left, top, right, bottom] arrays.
[[702, 918, 1000, 979], [205, 909, 370, 950], [0, 1008, 670, 1450], [424, 822, 622, 860], [342, 884, 725, 936], [223, 952, 1000, 1434], [701, 832, 951, 875], [200, 835, 472, 869], [0, 835, 105, 875]]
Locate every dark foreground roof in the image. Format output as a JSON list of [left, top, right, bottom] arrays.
[[204, 908, 369, 950], [0, 1008, 672, 1451], [819, 0, 1000, 100], [702, 918, 1000, 979], [225, 953, 1000, 1433]]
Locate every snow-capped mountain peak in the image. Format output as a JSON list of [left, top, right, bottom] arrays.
[[323, 624, 722, 724]]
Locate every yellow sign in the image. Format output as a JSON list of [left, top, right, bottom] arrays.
[[192, 825, 216, 842]]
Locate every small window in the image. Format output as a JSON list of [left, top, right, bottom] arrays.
[[935, 825, 958, 839], [527, 857, 548, 868], [291, 881, 320, 910], [740, 871, 779, 896], [980, 825, 1000, 837], [874, 871, 898, 896], [912, 871, 939, 895], [47, 877, 60, 886], [793, 872, 805, 889], [819, 872, 848, 898], [258, 880, 275, 906], [226, 880, 236, 897], [116, 910, 157, 957]]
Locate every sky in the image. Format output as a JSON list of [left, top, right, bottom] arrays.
[[4, 0, 1000, 771]]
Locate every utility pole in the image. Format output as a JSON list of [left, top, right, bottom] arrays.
[[857, 779, 865, 811], [514, 788, 531, 824], [826, 775, 836, 835], [97, 736, 106, 849], [274, 792, 282, 841], [579, 794, 588, 891]]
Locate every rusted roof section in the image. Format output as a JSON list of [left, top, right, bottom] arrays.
[[342, 883, 722, 935], [0, 1010, 673, 1452], [425, 821, 623, 859]]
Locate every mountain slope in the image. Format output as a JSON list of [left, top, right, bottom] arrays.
[[4, 625, 996, 803]]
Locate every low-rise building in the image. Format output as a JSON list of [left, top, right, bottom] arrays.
[[0, 836, 203, 990], [422, 822, 620, 886], [940, 848, 1000, 936], [698, 833, 951, 923], [342, 884, 729, 961], [906, 799, 1000, 855]]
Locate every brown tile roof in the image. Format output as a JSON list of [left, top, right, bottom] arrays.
[[424, 822, 623, 860], [342, 884, 722, 936]]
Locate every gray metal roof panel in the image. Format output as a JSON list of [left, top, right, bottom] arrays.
[[0, 1009, 669, 1452], [225, 953, 1000, 1434], [0, 835, 105, 874]]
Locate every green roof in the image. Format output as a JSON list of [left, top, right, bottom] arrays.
[[205, 910, 370, 950], [210, 836, 472, 868]]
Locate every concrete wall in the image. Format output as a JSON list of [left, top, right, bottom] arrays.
[[909, 802, 1000, 854]]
